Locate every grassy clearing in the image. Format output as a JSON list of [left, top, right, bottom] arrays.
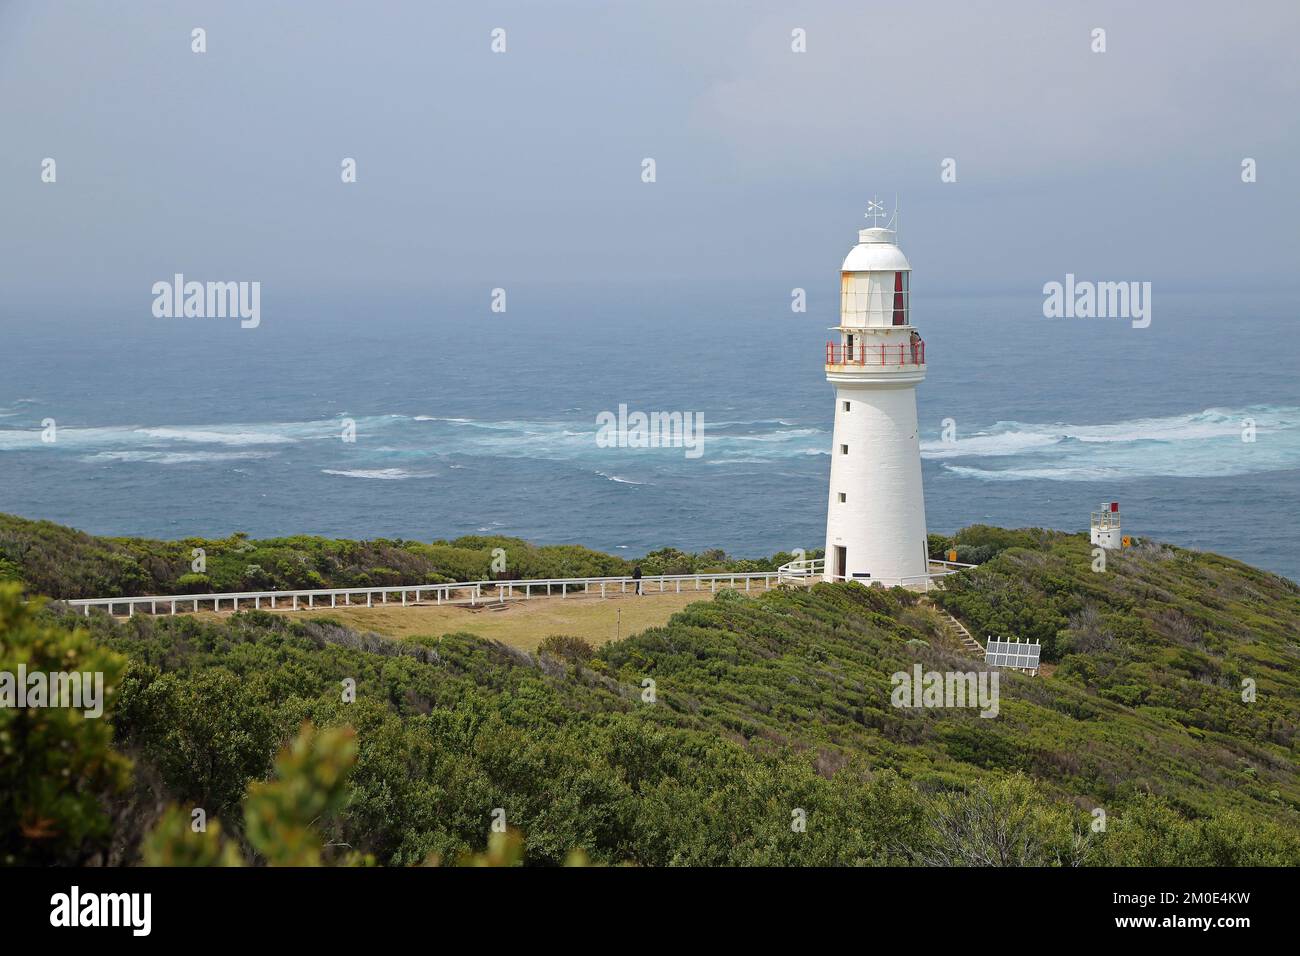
[[193, 587, 771, 650]]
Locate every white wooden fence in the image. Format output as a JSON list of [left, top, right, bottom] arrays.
[[59, 558, 975, 618], [62, 571, 786, 618]]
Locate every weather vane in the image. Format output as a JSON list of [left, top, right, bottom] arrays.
[[864, 197, 887, 227]]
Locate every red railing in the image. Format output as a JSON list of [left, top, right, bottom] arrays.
[[826, 338, 925, 367]]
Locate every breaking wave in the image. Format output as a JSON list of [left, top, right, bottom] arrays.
[[81, 451, 275, 465], [925, 406, 1300, 481], [322, 468, 436, 480], [7, 407, 1295, 482], [595, 471, 645, 484]]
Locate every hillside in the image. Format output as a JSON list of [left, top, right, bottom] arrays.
[[3, 518, 1299, 866], [0, 512, 784, 599]]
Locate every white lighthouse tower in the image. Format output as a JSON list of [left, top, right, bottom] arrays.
[[823, 205, 929, 585]]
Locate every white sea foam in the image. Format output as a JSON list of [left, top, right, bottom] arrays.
[[920, 429, 1059, 458], [596, 471, 644, 484], [930, 406, 1300, 481], [726, 428, 820, 443], [137, 426, 297, 446], [82, 450, 275, 465], [0, 415, 399, 451], [322, 468, 435, 480], [943, 464, 1130, 482], [8, 406, 1297, 482]]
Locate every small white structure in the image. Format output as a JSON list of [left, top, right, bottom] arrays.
[[1090, 501, 1122, 550], [823, 208, 929, 585]]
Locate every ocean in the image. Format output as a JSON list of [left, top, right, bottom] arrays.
[[2, 284, 1298, 581]]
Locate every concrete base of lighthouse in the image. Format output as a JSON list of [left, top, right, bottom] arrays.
[[823, 375, 929, 586]]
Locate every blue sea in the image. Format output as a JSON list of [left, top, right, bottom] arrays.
[[2, 284, 1298, 581]]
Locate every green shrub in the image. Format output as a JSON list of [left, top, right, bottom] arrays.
[[0, 584, 131, 865], [537, 634, 595, 663]]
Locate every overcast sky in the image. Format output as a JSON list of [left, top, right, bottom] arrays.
[[2, 0, 1298, 310]]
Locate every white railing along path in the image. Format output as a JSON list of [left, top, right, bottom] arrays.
[[59, 559, 976, 618], [63, 571, 786, 618]]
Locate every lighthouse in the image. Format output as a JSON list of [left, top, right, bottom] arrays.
[[823, 207, 929, 585]]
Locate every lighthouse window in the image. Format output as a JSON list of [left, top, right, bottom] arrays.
[[840, 444, 849, 455], [842, 401, 851, 412], [892, 271, 908, 326], [838, 493, 846, 503]]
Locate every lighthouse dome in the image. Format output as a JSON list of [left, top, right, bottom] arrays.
[[842, 228, 910, 273]]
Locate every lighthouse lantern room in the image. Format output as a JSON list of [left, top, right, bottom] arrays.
[[823, 206, 929, 585]]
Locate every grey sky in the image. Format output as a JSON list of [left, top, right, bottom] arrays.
[[2, 0, 1298, 309]]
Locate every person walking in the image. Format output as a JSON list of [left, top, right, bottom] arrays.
[[909, 329, 922, 365], [632, 565, 643, 595]]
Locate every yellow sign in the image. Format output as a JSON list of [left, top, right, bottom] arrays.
[[1121, 536, 1132, 547], [947, 549, 958, 562]]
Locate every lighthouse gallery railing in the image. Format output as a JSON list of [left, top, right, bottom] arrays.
[[826, 339, 925, 366]]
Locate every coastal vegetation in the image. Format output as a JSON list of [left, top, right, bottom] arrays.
[[2, 515, 1297, 866], [0, 514, 791, 600]]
